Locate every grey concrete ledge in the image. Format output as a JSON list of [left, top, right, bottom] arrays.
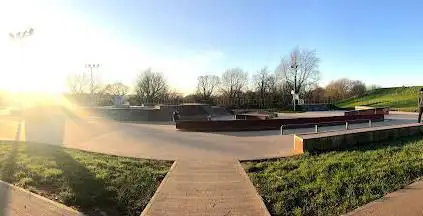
[[295, 123, 423, 153]]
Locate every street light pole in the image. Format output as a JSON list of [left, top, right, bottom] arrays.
[[8, 28, 34, 105], [291, 53, 298, 111], [85, 64, 100, 105], [9, 28, 34, 41]]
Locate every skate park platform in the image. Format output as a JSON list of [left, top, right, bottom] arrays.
[[294, 123, 423, 153], [0, 104, 420, 160]]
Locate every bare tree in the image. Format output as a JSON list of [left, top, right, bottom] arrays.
[[325, 78, 366, 100], [135, 68, 168, 104], [103, 82, 129, 96], [349, 80, 366, 97], [325, 79, 350, 100], [66, 72, 90, 94], [305, 86, 326, 103], [196, 75, 220, 102], [166, 89, 184, 104], [367, 84, 381, 91], [220, 68, 248, 103], [276, 47, 320, 95], [253, 67, 272, 107]]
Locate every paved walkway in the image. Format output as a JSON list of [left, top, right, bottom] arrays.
[[141, 160, 270, 216], [347, 179, 423, 216], [0, 180, 83, 216]]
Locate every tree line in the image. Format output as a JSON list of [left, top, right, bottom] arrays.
[[66, 47, 377, 108]]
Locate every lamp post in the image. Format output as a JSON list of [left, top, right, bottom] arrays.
[[8, 28, 35, 139], [8, 28, 34, 106], [85, 64, 100, 106], [9, 28, 34, 40], [290, 53, 298, 111]]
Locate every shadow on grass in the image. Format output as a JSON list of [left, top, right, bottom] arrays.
[[1, 120, 22, 182], [26, 144, 118, 216], [1, 143, 19, 183], [348, 135, 423, 152], [0, 121, 23, 215], [307, 135, 423, 156]]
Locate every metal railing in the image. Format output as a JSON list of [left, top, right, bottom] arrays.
[[280, 119, 374, 135]]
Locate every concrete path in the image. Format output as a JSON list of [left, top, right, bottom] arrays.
[[347, 179, 423, 216], [141, 160, 270, 216], [0, 180, 83, 216]]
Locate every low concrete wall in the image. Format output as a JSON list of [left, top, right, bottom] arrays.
[[345, 107, 388, 116], [176, 114, 384, 132], [294, 123, 423, 153], [85, 105, 215, 122], [299, 104, 332, 111], [85, 107, 174, 121], [353, 106, 390, 115], [235, 114, 269, 120]]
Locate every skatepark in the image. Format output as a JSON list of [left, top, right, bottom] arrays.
[[1, 103, 423, 216], [0, 105, 418, 160]]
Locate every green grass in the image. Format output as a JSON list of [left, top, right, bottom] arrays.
[[243, 137, 423, 216], [0, 142, 172, 216], [336, 86, 422, 112]]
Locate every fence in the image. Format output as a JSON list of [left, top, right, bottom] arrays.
[[65, 93, 338, 109]]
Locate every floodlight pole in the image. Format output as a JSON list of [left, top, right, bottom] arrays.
[[85, 64, 100, 105], [9, 28, 34, 41], [291, 54, 298, 111], [8, 28, 34, 99]]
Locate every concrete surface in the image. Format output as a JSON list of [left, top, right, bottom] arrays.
[[276, 111, 345, 118], [279, 113, 417, 135], [0, 110, 422, 216], [346, 179, 423, 216], [0, 180, 83, 216], [0, 111, 418, 161], [295, 123, 423, 152], [141, 160, 270, 216], [0, 116, 296, 161]]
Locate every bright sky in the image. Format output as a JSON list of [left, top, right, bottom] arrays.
[[1, 0, 423, 94]]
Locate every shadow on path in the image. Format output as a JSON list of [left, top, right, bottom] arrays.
[[24, 112, 65, 146], [209, 130, 280, 137]]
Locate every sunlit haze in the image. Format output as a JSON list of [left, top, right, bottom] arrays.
[[1, 0, 423, 94]]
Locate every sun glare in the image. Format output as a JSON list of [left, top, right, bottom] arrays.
[[0, 1, 69, 94]]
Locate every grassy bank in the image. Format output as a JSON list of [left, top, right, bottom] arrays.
[[336, 86, 422, 112], [0, 142, 172, 216], [243, 137, 423, 216]]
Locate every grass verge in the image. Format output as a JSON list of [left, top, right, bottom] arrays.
[[336, 86, 422, 112], [243, 137, 423, 216], [0, 142, 172, 216]]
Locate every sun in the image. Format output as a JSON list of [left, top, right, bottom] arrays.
[[0, 1, 70, 94], [0, 29, 67, 94]]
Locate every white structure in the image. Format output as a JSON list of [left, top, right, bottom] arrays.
[[114, 95, 125, 106]]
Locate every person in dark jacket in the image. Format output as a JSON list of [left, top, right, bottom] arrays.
[[419, 88, 423, 123], [172, 110, 180, 122]]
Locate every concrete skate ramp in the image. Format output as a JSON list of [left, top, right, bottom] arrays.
[[85, 104, 228, 122], [176, 114, 385, 132]]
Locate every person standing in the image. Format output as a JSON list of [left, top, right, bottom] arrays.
[[419, 88, 423, 123], [172, 110, 180, 122]]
